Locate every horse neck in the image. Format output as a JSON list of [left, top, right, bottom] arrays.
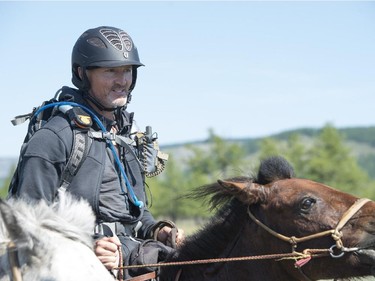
[[189, 201, 247, 259], [162, 201, 303, 281], [161, 201, 248, 280]]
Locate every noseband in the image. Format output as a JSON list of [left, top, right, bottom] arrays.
[[247, 198, 371, 256]]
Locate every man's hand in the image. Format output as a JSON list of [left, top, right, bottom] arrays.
[[94, 236, 121, 270], [157, 226, 185, 248]]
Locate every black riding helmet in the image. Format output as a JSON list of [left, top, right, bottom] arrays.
[[71, 26, 144, 110]]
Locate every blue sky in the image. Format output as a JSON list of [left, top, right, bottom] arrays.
[[1, 1, 374, 157]]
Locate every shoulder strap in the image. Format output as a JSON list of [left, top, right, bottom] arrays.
[[58, 106, 93, 192], [59, 129, 92, 191]]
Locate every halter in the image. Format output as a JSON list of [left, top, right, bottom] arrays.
[[247, 198, 371, 255], [247, 198, 371, 280]]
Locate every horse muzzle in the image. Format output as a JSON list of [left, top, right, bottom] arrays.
[[355, 247, 375, 276], [356, 248, 375, 264]]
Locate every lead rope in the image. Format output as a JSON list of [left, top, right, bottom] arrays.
[[114, 249, 329, 270], [114, 249, 331, 281], [118, 245, 124, 281]]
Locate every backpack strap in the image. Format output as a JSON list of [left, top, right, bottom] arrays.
[[58, 106, 93, 192], [59, 129, 92, 191]]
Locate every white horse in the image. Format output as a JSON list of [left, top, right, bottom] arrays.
[[0, 193, 114, 281]]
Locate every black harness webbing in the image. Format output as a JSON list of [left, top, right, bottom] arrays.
[[59, 130, 92, 190]]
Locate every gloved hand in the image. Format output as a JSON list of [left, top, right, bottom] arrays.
[[157, 225, 185, 248], [129, 239, 175, 276], [151, 220, 185, 248]]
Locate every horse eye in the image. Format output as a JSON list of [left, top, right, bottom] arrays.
[[300, 198, 316, 212]]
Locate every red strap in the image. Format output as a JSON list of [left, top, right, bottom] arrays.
[[295, 256, 312, 268]]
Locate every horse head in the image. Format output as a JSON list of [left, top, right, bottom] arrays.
[[216, 156, 375, 280], [0, 193, 114, 281]]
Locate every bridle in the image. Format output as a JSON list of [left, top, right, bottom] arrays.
[[0, 240, 22, 281], [248, 198, 371, 254], [247, 197, 371, 280]]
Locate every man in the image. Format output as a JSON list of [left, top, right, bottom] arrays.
[[9, 26, 184, 279]]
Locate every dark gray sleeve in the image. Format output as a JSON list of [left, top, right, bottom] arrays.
[[137, 208, 157, 239], [15, 125, 71, 203]]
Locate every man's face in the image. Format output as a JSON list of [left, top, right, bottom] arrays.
[[85, 65, 133, 109]]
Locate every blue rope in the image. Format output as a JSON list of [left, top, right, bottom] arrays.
[[33, 101, 144, 208]]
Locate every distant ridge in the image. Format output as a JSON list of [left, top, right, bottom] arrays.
[[162, 126, 375, 148], [1, 126, 374, 181]]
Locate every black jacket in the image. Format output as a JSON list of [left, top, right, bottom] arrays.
[[10, 86, 156, 239]]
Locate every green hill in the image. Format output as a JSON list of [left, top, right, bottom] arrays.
[[162, 126, 375, 179]]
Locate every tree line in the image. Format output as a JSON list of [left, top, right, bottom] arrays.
[[146, 124, 375, 220], [2, 124, 374, 221]]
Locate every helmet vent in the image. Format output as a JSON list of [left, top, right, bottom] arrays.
[[100, 28, 133, 52], [87, 37, 106, 49]]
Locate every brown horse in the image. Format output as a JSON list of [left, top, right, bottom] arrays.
[[159, 156, 375, 281]]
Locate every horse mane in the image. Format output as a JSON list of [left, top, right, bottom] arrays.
[[187, 156, 295, 210], [256, 155, 295, 185], [164, 199, 247, 276], [187, 176, 253, 211], [1, 192, 95, 249]]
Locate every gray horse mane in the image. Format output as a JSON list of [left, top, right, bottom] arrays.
[[0, 191, 95, 249], [0, 192, 116, 281]]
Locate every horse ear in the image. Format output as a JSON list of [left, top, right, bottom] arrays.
[[218, 179, 266, 205], [218, 179, 248, 190], [0, 199, 32, 246]]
